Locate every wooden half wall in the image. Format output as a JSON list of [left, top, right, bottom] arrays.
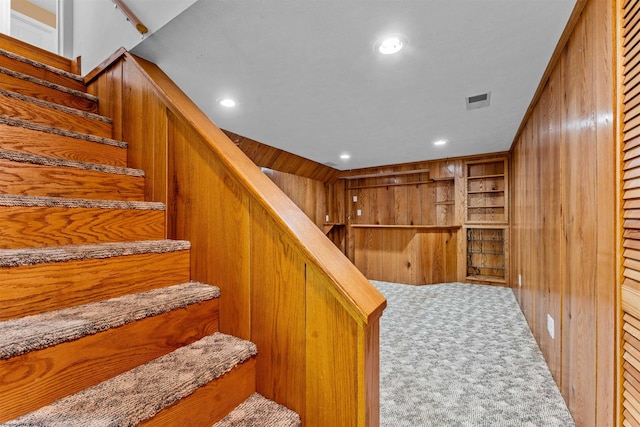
[[510, 0, 617, 425], [86, 50, 386, 426]]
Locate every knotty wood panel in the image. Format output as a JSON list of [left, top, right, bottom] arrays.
[[0, 299, 218, 421], [353, 227, 458, 285], [510, 0, 616, 424]]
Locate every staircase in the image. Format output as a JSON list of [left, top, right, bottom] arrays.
[[0, 37, 300, 426]]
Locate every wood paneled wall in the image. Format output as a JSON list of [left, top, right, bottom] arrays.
[[510, 0, 616, 425], [87, 51, 386, 426]]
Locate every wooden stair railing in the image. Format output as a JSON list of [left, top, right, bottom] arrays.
[[85, 49, 387, 426]]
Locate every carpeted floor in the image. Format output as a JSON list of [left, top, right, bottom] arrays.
[[372, 281, 575, 427]]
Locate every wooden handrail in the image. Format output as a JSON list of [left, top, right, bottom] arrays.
[[112, 0, 148, 35], [127, 52, 386, 324], [86, 49, 386, 425]]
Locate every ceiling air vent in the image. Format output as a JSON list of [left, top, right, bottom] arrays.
[[466, 92, 491, 110]]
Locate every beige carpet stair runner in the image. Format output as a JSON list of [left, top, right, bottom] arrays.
[[0, 239, 190, 267], [0, 193, 165, 210], [0, 47, 84, 82], [0, 115, 127, 148], [0, 281, 219, 359], [214, 393, 301, 427], [0, 36, 302, 426], [0, 88, 110, 123], [0, 149, 144, 177], [4, 333, 257, 426], [0, 65, 99, 101]]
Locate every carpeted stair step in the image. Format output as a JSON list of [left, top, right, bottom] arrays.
[[0, 281, 221, 421], [0, 149, 144, 201], [0, 46, 85, 91], [0, 88, 112, 137], [0, 65, 98, 112], [0, 194, 166, 249], [0, 34, 76, 74], [0, 116, 127, 167], [214, 393, 301, 427], [3, 333, 257, 426], [0, 240, 192, 320]]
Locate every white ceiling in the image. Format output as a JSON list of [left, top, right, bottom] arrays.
[[132, 0, 576, 170]]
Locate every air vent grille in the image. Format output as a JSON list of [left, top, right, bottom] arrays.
[[466, 92, 491, 110]]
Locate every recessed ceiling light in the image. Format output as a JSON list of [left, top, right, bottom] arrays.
[[219, 98, 237, 108], [340, 153, 351, 160], [375, 34, 407, 55], [433, 139, 448, 146]]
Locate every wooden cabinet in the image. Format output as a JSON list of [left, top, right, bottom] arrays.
[[466, 226, 508, 285], [466, 158, 508, 224]]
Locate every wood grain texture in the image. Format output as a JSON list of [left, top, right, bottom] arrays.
[[140, 359, 255, 427], [510, 0, 617, 424], [0, 93, 112, 138], [251, 205, 305, 416], [0, 123, 127, 167], [0, 250, 191, 320], [0, 53, 84, 92], [306, 267, 357, 426], [167, 113, 251, 340], [0, 299, 219, 422], [353, 226, 458, 285], [87, 51, 386, 425], [0, 72, 97, 112], [0, 205, 165, 248], [0, 34, 73, 73], [224, 129, 339, 183], [0, 159, 144, 201]]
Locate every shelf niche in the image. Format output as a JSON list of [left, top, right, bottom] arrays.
[[465, 158, 508, 224]]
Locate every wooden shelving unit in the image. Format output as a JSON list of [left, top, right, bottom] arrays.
[[464, 157, 509, 286], [466, 158, 508, 224], [466, 227, 507, 285]]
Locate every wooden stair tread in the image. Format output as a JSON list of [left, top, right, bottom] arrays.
[[0, 195, 166, 248], [0, 194, 164, 210], [0, 149, 140, 176], [0, 250, 192, 321], [214, 393, 301, 427], [0, 281, 219, 359], [0, 296, 219, 422], [0, 89, 112, 137], [0, 47, 84, 91], [0, 116, 126, 148], [0, 239, 190, 268], [0, 66, 98, 112], [3, 333, 257, 426]]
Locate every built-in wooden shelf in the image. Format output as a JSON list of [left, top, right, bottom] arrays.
[[466, 275, 506, 284], [348, 180, 433, 190], [434, 201, 455, 205], [322, 223, 345, 234], [351, 224, 461, 230]]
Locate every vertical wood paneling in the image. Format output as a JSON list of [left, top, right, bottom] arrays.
[[306, 267, 358, 426], [167, 114, 252, 340], [250, 205, 305, 416], [510, 0, 616, 425], [86, 52, 386, 426]]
